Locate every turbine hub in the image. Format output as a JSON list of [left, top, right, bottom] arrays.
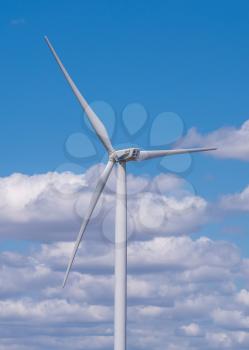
[[110, 148, 140, 162]]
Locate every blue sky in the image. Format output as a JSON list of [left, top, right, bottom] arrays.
[[1, 0, 248, 172], [1, 1, 249, 349]]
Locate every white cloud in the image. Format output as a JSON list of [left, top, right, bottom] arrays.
[[180, 323, 202, 336], [0, 170, 249, 349], [0, 298, 111, 323], [212, 308, 249, 330], [0, 170, 209, 241], [206, 331, 233, 348], [236, 289, 249, 307], [179, 120, 249, 161], [220, 185, 249, 212], [0, 231, 247, 349]]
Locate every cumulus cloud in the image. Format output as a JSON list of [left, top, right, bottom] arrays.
[[0, 232, 248, 349], [219, 185, 249, 212], [212, 308, 249, 330], [0, 169, 249, 349], [236, 289, 249, 307], [205, 331, 249, 349], [0, 169, 209, 241], [179, 119, 249, 161], [180, 323, 202, 336]]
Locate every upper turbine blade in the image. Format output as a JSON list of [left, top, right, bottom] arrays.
[[44, 36, 114, 154], [138, 147, 217, 161], [62, 160, 114, 288]]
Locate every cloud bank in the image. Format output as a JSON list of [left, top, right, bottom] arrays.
[[179, 119, 249, 161], [0, 168, 209, 242], [0, 168, 248, 349], [0, 235, 248, 350]]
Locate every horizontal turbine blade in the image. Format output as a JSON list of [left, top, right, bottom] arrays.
[[44, 36, 114, 154], [138, 147, 217, 161], [62, 160, 114, 288]]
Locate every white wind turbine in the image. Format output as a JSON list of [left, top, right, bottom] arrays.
[[45, 37, 216, 350]]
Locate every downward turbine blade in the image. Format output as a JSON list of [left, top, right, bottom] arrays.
[[62, 160, 114, 288], [44, 36, 114, 154], [138, 147, 217, 161]]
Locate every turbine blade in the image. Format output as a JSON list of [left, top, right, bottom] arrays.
[[44, 36, 114, 154], [138, 147, 217, 161], [62, 160, 114, 288]]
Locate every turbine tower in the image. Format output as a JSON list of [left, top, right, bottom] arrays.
[[45, 37, 216, 350]]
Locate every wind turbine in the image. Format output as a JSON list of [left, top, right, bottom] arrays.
[[45, 37, 216, 350]]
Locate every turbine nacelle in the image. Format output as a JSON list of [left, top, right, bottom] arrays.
[[110, 148, 140, 162]]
